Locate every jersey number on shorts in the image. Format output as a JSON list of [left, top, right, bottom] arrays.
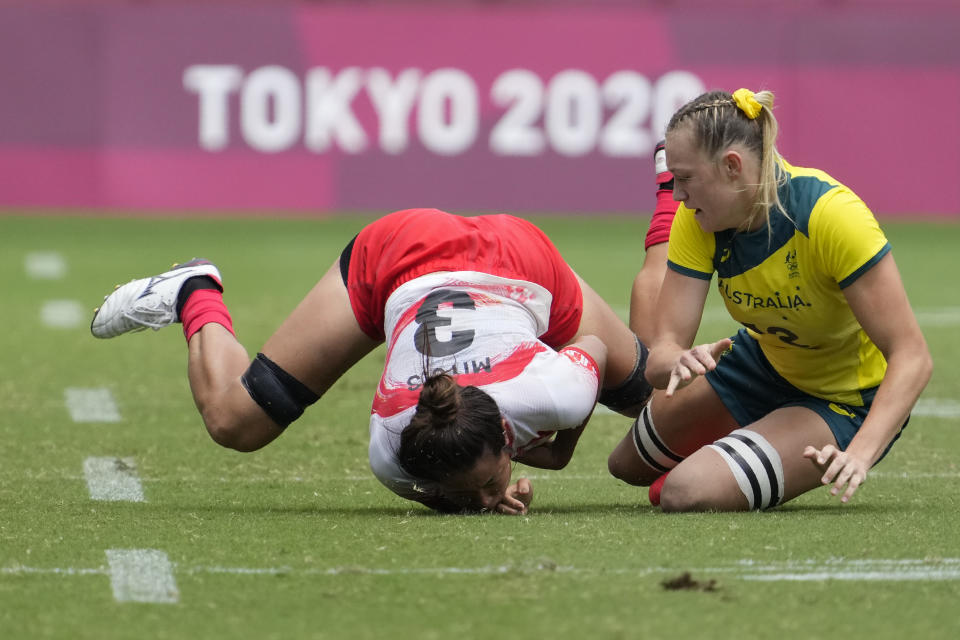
[[414, 289, 476, 357]]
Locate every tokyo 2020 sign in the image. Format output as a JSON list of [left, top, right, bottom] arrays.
[[1, 3, 957, 216]]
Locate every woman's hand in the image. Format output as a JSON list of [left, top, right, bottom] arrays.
[[495, 478, 533, 515], [803, 444, 870, 503], [665, 338, 732, 396]]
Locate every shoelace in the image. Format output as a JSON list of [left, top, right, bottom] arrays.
[[122, 303, 176, 330]]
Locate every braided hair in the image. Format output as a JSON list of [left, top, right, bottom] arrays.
[[667, 89, 786, 231]]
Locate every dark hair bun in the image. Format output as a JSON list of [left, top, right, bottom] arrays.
[[417, 373, 460, 426]]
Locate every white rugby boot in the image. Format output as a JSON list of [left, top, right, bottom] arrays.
[[91, 258, 222, 338]]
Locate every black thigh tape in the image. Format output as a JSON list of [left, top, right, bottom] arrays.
[[598, 335, 653, 411], [240, 353, 320, 429], [339, 235, 357, 287]]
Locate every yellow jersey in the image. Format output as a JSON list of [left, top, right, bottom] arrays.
[[667, 161, 890, 405]]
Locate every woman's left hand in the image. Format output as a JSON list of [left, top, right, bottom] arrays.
[[665, 338, 732, 396], [803, 444, 870, 503], [496, 477, 533, 515]]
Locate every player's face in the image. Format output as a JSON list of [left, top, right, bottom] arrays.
[[441, 447, 513, 512], [665, 126, 753, 233]]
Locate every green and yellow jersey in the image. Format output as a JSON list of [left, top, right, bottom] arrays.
[[667, 160, 890, 406]]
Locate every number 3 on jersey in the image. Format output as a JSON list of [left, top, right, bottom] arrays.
[[414, 289, 476, 356]]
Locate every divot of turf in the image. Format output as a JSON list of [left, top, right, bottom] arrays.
[[661, 572, 719, 592]]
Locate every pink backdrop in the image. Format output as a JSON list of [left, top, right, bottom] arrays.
[[1, 1, 957, 216]]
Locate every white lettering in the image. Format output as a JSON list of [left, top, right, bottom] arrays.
[[367, 67, 422, 154], [241, 66, 301, 152], [489, 69, 545, 156], [183, 65, 243, 151], [183, 65, 707, 159], [417, 69, 478, 156], [304, 67, 367, 153], [651, 70, 705, 141], [545, 70, 601, 157], [600, 71, 653, 157]]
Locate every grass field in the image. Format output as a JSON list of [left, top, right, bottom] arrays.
[[2, 214, 959, 639]]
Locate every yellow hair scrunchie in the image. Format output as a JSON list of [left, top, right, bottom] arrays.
[[732, 88, 762, 119]]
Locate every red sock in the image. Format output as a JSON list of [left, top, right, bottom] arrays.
[[180, 289, 235, 342], [644, 187, 678, 250], [648, 471, 669, 507]]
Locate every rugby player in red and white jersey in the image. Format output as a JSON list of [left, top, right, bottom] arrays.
[[367, 269, 607, 512], [92, 208, 656, 514]]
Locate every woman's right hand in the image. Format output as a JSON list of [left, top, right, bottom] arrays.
[[665, 338, 732, 396], [496, 477, 533, 515]]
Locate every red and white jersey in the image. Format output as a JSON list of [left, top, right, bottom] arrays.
[[368, 272, 600, 500]]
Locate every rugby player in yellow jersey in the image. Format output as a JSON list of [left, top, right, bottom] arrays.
[[608, 88, 932, 511]]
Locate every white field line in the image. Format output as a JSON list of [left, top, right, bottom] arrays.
[[64, 387, 121, 423], [83, 457, 144, 502], [613, 305, 960, 328], [5, 558, 960, 583], [742, 570, 960, 581], [41, 300, 85, 329], [191, 558, 960, 581], [595, 398, 960, 419], [1, 566, 108, 576], [914, 306, 960, 327], [105, 549, 178, 604], [21, 470, 960, 483], [912, 398, 960, 419], [869, 471, 960, 479], [734, 558, 960, 582], [311, 470, 960, 482], [24, 251, 66, 279]]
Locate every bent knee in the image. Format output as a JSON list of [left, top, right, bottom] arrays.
[[607, 454, 639, 485], [659, 469, 748, 513], [607, 450, 654, 487], [658, 473, 703, 512], [204, 417, 258, 452], [201, 407, 278, 452]]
